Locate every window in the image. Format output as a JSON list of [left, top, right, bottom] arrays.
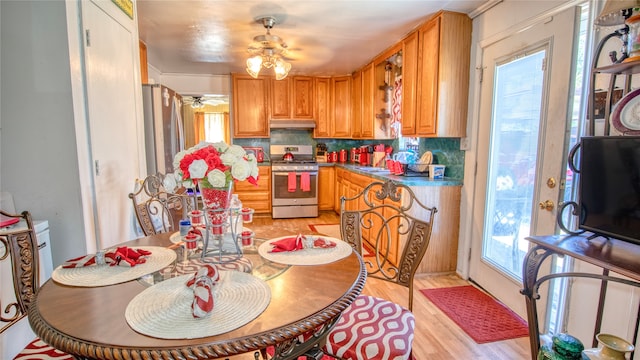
[[204, 113, 225, 143]]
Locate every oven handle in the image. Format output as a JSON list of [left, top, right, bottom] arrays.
[[273, 171, 318, 176]]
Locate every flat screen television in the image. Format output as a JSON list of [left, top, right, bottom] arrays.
[[578, 136, 640, 244]]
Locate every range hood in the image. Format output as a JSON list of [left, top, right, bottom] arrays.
[[269, 119, 316, 129]]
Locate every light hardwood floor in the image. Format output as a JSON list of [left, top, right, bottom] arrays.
[[249, 211, 532, 359]]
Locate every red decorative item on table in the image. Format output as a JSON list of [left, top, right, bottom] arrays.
[[186, 264, 220, 318]]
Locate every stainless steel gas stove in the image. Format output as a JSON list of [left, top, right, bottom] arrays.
[[270, 145, 318, 219]]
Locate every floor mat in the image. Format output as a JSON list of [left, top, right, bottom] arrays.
[[420, 285, 529, 344]]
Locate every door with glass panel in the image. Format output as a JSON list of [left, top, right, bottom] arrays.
[[469, 7, 579, 319]]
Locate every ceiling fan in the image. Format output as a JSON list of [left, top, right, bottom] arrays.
[[184, 95, 228, 109], [246, 16, 293, 79]]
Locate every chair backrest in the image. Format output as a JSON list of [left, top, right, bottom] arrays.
[[340, 180, 437, 311], [128, 174, 193, 236], [0, 210, 39, 333]]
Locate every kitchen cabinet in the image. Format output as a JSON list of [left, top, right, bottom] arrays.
[[332, 76, 352, 138], [314, 77, 331, 138], [270, 76, 314, 120], [234, 166, 271, 214], [400, 31, 419, 136], [232, 74, 269, 138], [404, 10, 471, 137], [318, 166, 335, 211], [314, 76, 351, 138], [351, 70, 363, 138], [360, 63, 375, 138], [334, 167, 461, 273]]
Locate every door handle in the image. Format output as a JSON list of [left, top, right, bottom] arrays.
[[538, 200, 554, 211]]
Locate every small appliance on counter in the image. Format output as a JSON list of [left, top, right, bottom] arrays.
[[315, 143, 327, 162], [242, 146, 265, 162]]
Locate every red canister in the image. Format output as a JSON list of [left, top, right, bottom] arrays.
[[350, 148, 357, 163], [339, 149, 347, 162], [330, 151, 338, 162]]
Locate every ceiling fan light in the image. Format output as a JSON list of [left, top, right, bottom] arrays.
[[274, 58, 291, 80], [246, 56, 263, 78]]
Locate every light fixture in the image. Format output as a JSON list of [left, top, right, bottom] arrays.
[[191, 97, 205, 109], [246, 16, 292, 80], [595, 0, 639, 27]]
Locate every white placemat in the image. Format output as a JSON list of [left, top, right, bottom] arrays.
[[51, 246, 177, 287], [258, 236, 353, 266], [125, 271, 271, 339]]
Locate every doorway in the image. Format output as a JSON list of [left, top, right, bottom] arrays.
[[469, 7, 581, 319]]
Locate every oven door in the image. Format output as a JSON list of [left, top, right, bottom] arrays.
[[272, 171, 318, 206]]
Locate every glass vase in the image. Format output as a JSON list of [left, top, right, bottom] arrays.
[[200, 181, 233, 210]]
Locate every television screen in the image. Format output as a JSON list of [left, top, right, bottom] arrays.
[[578, 136, 640, 244]]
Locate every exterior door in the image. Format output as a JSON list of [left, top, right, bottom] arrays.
[[82, 1, 141, 248], [469, 7, 578, 318]]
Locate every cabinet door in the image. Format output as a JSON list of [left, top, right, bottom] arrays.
[[233, 74, 269, 137], [318, 166, 335, 210], [351, 71, 363, 138], [331, 76, 351, 138], [361, 63, 375, 138], [416, 16, 439, 136], [292, 76, 314, 119], [314, 77, 331, 138], [234, 166, 271, 213], [401, 31, 419, 136], [270, 77, 291, 119]]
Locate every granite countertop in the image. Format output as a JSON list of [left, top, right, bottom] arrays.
[[325, 163, 463, 186]]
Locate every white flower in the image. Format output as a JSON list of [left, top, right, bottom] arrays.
[[173, 150, 188, 170], [207, 169, 227, 187], [230, 159, 251, 181], [228, 145, 247, 158], [220, 152, 239, 166], [162, 173, 178, 192], [188, 159, 208, 179], [211, 141, 229, 153]]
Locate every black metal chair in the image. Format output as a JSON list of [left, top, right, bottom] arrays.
[[129, 173, 193, 236], [1, 210, 73, 359], [324, 180, 437, 360]]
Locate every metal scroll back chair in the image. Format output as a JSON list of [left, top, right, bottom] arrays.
[[129, 173, 193, 236], [340, 180, 437, 311], [324, 180, 437, 360], [1, 210, 73, 359]]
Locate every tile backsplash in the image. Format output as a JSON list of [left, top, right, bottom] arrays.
[[233, 129, 464, 180]]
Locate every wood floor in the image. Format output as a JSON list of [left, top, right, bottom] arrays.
[[249, 211, 532, 359]]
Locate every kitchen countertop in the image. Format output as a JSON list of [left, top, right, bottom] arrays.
[[323, 163, 463, 186]]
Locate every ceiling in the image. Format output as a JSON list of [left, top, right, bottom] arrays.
[[136, 0, 489, 78]]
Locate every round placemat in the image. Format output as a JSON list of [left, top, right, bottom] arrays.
[[51, 246, 177, 287], [125, 271, 271, 339], [258, 236, 353, 266]]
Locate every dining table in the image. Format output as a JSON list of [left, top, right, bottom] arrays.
[[28, 231, 366, 360]]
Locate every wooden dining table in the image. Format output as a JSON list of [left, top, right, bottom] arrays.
[[28, 232, 366, 360]]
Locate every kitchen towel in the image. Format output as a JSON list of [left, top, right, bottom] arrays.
[[288, 172, 297, 192], [301, 172, 311, 192]]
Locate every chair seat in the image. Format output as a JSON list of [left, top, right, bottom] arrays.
[[324, 295, 415, 360], [14, 338, 74, 360]]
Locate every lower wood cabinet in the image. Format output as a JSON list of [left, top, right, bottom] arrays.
[[318, 166, 335, 211], [334, 167, 460, 273], [234, 166, 271, 214]]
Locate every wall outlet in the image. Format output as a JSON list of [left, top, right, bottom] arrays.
[[460, 137, 470, 150]]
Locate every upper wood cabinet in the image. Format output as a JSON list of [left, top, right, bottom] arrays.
[[411, 11, 471, 137], [360, 63, 375, 139], [351, 70, 362, 138], [270, 76, 314, 120], [232, 73, 269, 138], [401, 31, 419, 136], [331, 76, 352, 138], [314, 77, 331, 137]]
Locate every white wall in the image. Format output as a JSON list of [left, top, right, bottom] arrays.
[[0, 0, 87, 266]]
